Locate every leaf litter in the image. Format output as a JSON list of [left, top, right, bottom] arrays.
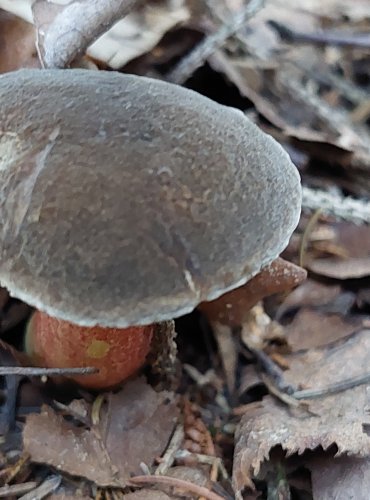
[[0, 0, 369, 498], [23, 378, 179, 487], [234, 329, 370, 494]]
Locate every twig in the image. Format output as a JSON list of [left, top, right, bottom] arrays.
[[37, 0, 142, 68], [129, 475, 224, 500], [0, 366, 98, 376], [211, 322, 237, 394], [0, 482, 37, 497], [91, 393, 106, 426], [155, 423, 185, 475], [269, 20, 370, 49], [167, 0, 265, 84], [19, 475, 61, 500], [260, 374, 300, 408], [302, 186, 370, 224], [299, 208, 323, 267], [247, 347, 296, 395], [175, 450, 229, 481], [293, 372, 370, 400]]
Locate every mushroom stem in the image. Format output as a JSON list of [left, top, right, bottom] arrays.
[[25, 311, 154, 389]]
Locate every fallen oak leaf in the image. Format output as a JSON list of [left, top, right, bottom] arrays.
[[31, 0, 189, 69], [233, 328, 370, 494], [308, 256, 370, 279], [309, 455, 370, 500], [23, 378, 179, 487]]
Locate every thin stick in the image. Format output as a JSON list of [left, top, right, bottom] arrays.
[[0, 366, 98, 376], [155, 423, 185, 475], [38, 0, 142, 68], [299, 208, 322, 267], [269, 20, 370, 49], [0, 482, 38, 498], [261, 374, 300, 408], [129, 475, 224, 500], [175, 450, 229, 481], [167, 0, 265, 84], [19, 475, 61, 500], [293, 372, 370, 400], [248, 348, 296, 395]]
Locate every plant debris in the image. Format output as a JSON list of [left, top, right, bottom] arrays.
[[23, 379, 179, 487], [0, 0, 369, 498]]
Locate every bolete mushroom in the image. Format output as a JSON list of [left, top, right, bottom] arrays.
[[0, 69, 301, 388]]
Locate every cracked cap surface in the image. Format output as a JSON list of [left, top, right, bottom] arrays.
[[0, 69, 301, 327]]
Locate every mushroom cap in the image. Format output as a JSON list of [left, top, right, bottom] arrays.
[[0, 69, 301, 327]]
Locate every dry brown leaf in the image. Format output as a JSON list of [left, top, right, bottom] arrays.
[[159, 466, 211, 497], [207, 0, 370, 188], [30, 0, 189, 68], [211, 48, 369, 163], [123, 490, 173, 499], [286, 308, 362, 351], [24, 405, 120, 487], [308, 256, 370, 279], [233, 328, 370, 494], [329, 223, 370, 258], [309, 455, 370, 500], [241, 303, 285, 351], [0, 10, 38, 72], [305, 223, 370, 278], [89, 1, 189, 68], [276, 279, 342, 319], [238, 365, 264, 397], [23, 378, 179, 487]]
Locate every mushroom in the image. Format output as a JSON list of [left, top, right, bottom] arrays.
[[199, 258, 307, 327], [0, 69, 301, 389]]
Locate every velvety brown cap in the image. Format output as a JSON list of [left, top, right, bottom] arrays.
[[0, 69, 301, 327]]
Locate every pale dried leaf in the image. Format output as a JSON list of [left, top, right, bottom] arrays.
[[19, 475, 61, 500], [241, 304, 285, 351], [123, 490, 173, 499], [23, 379, 179, 487], [310, 456, 370, 500], [240, 0, 370, 61], [276, 280, 342, 319], [30, 0, 189, 68], [233, 329, 370, 493], [239, 364, 264, 396], [330, 223, 370, 259], [0, 0, 33, 22], [162, 466, 210, 497], [308, 257, 370, 279], [286, 308, 363, 351], [24, 405, 121, 486], [0, 10, 38, 72], [211, 322, 237, 393], [89, 1, 189, 68]]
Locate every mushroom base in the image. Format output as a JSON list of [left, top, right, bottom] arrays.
[[25, 311, 154, 389]]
